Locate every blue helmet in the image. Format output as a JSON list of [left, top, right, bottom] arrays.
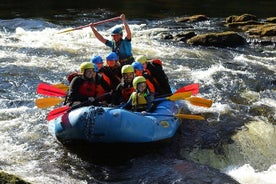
[[91, 55, 103, 64], [106, 52, 118, 61], [111, 27, 123, 35], [131, 61, 143, 71]]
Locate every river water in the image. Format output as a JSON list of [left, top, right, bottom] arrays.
[[0, 0, 275, 183]]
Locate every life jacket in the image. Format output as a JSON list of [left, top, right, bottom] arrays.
[[101, 66, 122, 90], [101, 72, 111, 86], [78, 80, 96, 97], [95, 74, 110, 100], [77, 75, 108, 100], [147, 59, 172, 95], [131, 91, 148, 111], [121, 83, 135, 102], [145, 79, 155, 94]]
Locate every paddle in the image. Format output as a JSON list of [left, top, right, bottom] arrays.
[[155, 92, 212, 108], [35, 97, 65, 108], [52, 83, 69, 92], [141, 112, 205, 120], [57, 16, 121, 34], [47, 91, 112, 121], [154, 91, 192, 102], [174, 83, 199, 95], [186, 96, 212, 108], [37, 83, 67, 97], [47, 106, 70, 121]]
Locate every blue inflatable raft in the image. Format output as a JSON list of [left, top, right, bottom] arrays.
[[48, 100, 184, 144]]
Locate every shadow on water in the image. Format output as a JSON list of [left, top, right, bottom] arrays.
[[61, 139, 173, 165]]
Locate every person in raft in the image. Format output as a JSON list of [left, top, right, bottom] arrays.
[[121, 76, 155, 112], [67, 62, 110, 107], [90, 14, 134, 66], [101, 52, 122, 91], [111, 64, 135, 105], [136, 55, 172, 96]]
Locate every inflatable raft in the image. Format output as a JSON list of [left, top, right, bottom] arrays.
[[48, 99, 184, 144]]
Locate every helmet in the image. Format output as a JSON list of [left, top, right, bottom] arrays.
[[121, 64, 134, 74], [91, 55, 103, 64], [136, 55, 147, 64], [131, 61, 143, 71], [112, 27, 123, 35], [106, 52, 118, 61], [133, 76, 146, 89], [79, 62, 97, 73]]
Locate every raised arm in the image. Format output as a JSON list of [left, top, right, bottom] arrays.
[[90, 24, 107, 44], [120, 14, 131, 40]]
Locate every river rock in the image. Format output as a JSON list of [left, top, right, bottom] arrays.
[[0, 171, 31, 184], [187, 31, 246, 47], [176, 14, 209, 23], [266, 17, 276, 23], [174, 31, 197, 41], [172, 160, 239, 183], [226, 13, 258, 23], [246, 23, 276, 37]]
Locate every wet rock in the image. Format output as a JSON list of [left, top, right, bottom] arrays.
[[225, 13, 258, 23], [226, 20, 263, 30], [174, 31, 197, 42], [161, 32, 174, 39], [224, 14, 276, 44], [176, 14, 209, 23], [246, 23, 276, 37], [172, 160, 239, 184], [249, 104, 276, 124], [187, 31, 246, 47], [0, 171, 31, 184], [266, 17, 276, 23]]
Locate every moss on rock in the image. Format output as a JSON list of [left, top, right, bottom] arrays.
[[0, 171, 31, 184]]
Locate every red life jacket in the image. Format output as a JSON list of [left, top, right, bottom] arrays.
[[121, 85, 135, 102], [78, 80, 96, 97]]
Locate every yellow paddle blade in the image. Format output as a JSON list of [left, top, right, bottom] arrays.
[[175, 114, 205, 120], [57, 28, 77, 34], [187, 97, 213, 108], [35, 98, 65, 108], [167, 91, 192, 101], [52, 83, 69, 92]]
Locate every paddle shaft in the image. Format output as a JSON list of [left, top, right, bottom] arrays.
[[58, 16, 121, 34], [139, 112, 205, 120]]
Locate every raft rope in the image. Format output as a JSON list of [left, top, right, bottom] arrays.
[[84, 106, 97, 139], [84, 106, 105, 140]]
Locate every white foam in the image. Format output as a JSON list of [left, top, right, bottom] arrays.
[[226, 164, 276, 184]]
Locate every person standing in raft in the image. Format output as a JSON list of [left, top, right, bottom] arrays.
[[121, 76, 154, 112], [67, 62, 110, 106], [90, 14, 134, 66]]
